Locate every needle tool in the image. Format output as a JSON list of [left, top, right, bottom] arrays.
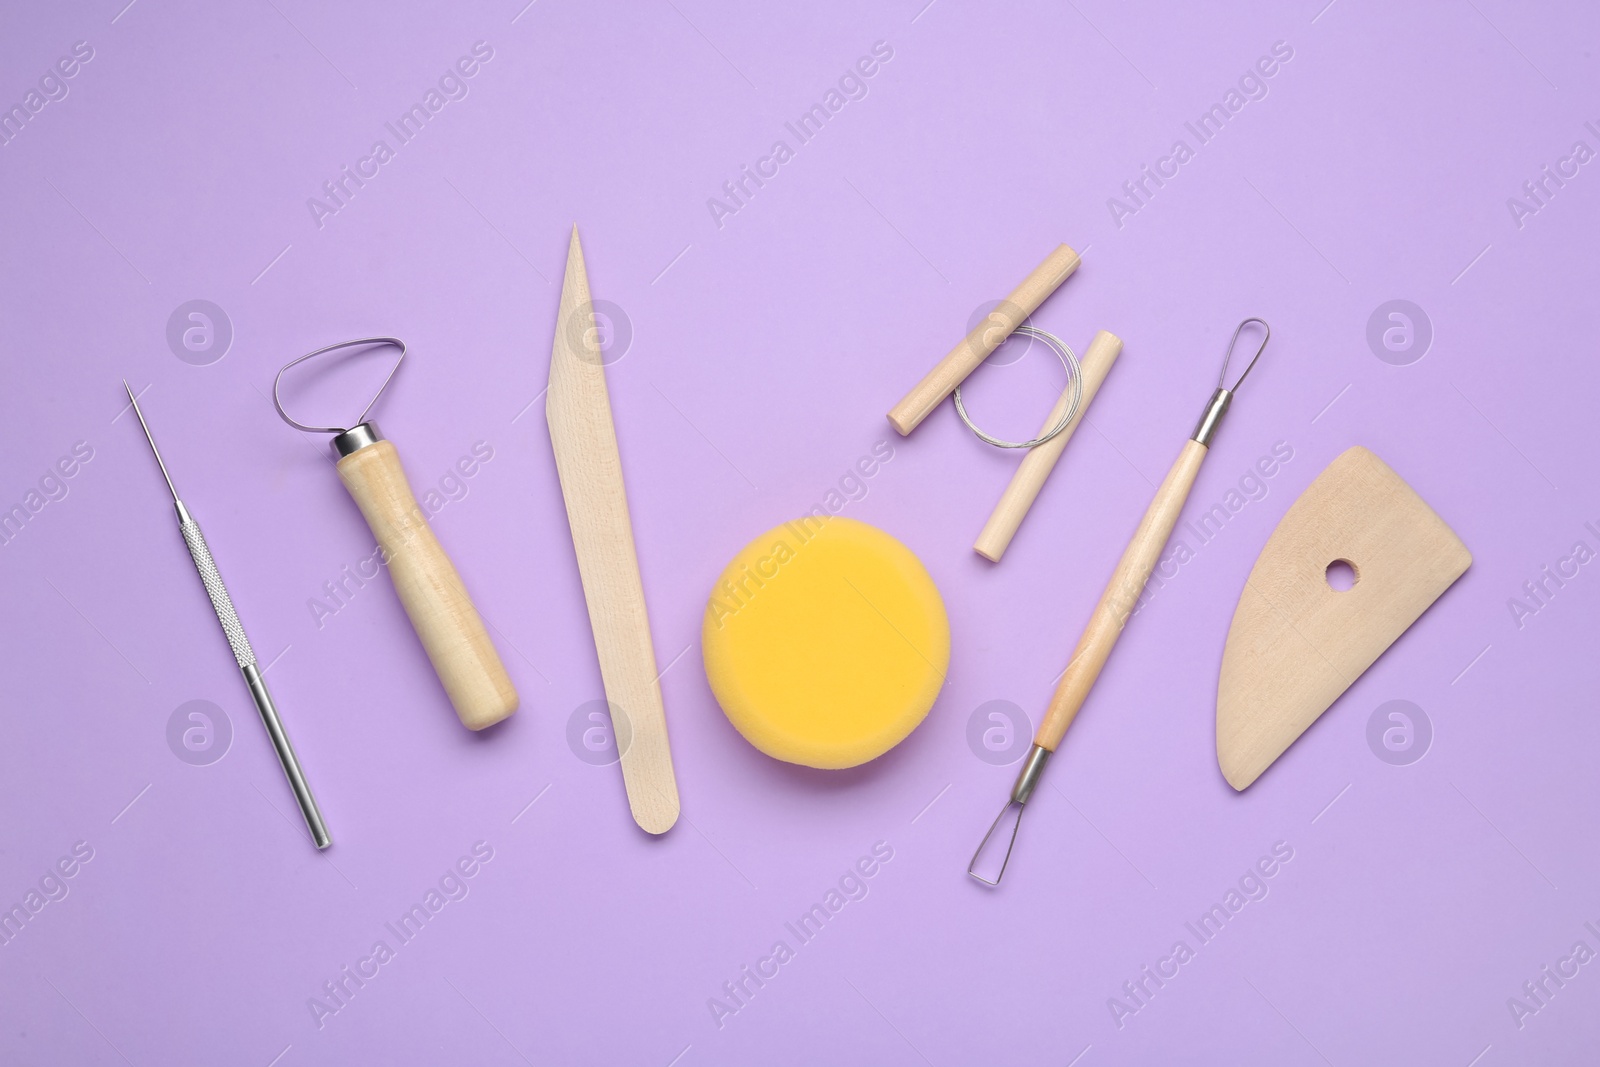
[[124, 382, 332, 850], [967, 319, 1271, 886]]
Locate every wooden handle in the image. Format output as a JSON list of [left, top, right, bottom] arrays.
[[336, 439, 518, 731], [1036, 438, 1207, 750], [974, 330, 1122, 562], [887, 244, 1080, 435]]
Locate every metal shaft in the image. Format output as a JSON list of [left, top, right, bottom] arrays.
[[125, 383, 332, 850], [244, 664, 330, 848]]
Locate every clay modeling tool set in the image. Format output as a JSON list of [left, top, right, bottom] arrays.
[[98, 198, 1480, 908], [546, 227, 680, 834], [1216, 446, 1470, 789], [124, 383, 332, 850], [969, 319, 1271, 885], [273, 338, 518, 732]]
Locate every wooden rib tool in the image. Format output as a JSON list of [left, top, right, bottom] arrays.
[[546, 226, 680, 834], [1216, 447, 1471, 790]]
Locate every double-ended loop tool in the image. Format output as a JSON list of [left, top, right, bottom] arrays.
[[969, 317, 1271, 886], [273, 337, 518, 731]]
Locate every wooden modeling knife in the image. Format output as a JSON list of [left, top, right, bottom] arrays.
[[546, 226, 680, 834]]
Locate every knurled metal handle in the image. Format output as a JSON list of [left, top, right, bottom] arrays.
[[179, 519, 257, 668]]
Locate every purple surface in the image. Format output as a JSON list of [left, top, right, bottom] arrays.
[[2, 0, 1598, 1063]]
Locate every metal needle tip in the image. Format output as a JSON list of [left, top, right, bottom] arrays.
[[123, 381, 181, 504]]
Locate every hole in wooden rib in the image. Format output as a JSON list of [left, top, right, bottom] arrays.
[[1325, 559, 1358, 591]]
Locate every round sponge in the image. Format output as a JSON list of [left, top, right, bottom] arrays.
[[702, 517, 949, 769]]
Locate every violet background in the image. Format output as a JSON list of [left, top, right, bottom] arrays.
[[2, 0, 1598, 1064]]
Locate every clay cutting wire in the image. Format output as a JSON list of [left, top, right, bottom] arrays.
[[952, 325, 1083, 449]]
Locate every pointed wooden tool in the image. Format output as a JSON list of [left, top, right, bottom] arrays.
[[1216, 446, 1470, 790], [547, 226, 680, 833]]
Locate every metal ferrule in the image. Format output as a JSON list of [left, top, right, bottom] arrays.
[[1190, 388, 1233, 447], [332, 421, 384, 458], [1009, 744, 1052, 805]]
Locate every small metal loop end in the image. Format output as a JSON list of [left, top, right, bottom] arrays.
[[968, 744, 1052, 886], [1192, 319, 1269, 446], [1216, 318, 1271, 393], [273, 337, 407, 436], [968, 800, 1025, 886]]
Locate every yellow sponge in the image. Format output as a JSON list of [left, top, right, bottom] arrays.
[[702, 516, 949, 769]]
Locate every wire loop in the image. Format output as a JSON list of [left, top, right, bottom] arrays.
[[952, 325, 1082, 449], [1217, 318, 1271, 393], [273, 337, 407, 434]]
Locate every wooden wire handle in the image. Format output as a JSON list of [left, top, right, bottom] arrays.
[[974, 330, 1122, 561], [1035, 439, 1207, 750], [887, 244, 1080, 435], [337, 440, 518, 731]]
